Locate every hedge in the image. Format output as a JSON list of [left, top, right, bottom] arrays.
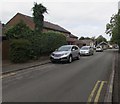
[[9, 39, 31, 63], [40, 31, 67, 55]]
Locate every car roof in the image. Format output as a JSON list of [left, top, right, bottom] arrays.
[[60, 45, 78, 47], [96, 45, 102, 48], [81, 46, 90, 48]]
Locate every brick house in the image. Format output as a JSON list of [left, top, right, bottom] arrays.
[[4, 13, 78, 44], [2, 13, 82, 60], [79, 39, 94, 47]]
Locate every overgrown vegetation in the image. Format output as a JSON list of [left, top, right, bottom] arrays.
[[6, 22, 67, 62], [5, 3, 67, 63]]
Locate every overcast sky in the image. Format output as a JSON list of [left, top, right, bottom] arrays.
[[0, 0, 120, 40]]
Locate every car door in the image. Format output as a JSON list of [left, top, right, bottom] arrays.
[[74, 46, 79, 57], [89, 47, 92, 54], [71, 46, 76, 58]]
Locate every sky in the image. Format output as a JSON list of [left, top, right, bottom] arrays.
[[0, 0, 120, 40]]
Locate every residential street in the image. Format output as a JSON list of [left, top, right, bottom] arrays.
[[2, 49, 116, 102]]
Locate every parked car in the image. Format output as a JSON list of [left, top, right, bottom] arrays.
[[80, 46, 94, 56], [50, 45, 80, 63], [96, 46, 103, 52]]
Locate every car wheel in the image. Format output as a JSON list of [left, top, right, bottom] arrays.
[[51, 60, 55, 63], [77, 54, 80, 60], [68, 56, 72, 63]]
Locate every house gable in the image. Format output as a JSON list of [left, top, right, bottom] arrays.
[[5, 13, 35, 31], [5, 13, 71, 35]]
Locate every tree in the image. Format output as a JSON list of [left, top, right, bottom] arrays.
[[32, 3, 47, 34], [106, 10, 120, 52], [79, 36, 85, 40], [79, 36, 91, 40], [96, 35, 107, 44]]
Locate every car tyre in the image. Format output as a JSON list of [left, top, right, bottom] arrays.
[[68, 55, 72, 63], [77, 54, 80, 60]]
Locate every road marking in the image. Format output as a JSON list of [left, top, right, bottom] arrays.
[[94, 81, 106, 103], [87, 80, 101, 103], [87, 80, 107, 103], [0, 72, 16, 79]]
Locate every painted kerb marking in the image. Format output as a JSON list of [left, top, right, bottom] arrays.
[[87, 80, 107, 103]]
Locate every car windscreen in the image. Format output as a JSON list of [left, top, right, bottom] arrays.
[[81, 47, 89, 50], [96, 46, 101, 48], [58, 46, 71, 51]]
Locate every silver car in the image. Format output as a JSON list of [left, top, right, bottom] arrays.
[[96, 46, 103, 52], [50, 45, 80, 63], [80, 46, 94, 56]]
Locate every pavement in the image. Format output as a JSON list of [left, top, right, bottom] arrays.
[[112, 51, 120, 103], [2, 56, 50, 74]]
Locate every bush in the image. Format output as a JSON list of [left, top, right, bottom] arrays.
[[5, 21, 33, 40], [41, 31, 67, 54], [9, 39, 31, 63]]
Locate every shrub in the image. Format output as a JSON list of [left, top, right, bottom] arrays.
[[5, 21, 33, 40], [9, 39, 31, 63]]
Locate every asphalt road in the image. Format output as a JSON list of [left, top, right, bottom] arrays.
[[2, 49, 116, 102]]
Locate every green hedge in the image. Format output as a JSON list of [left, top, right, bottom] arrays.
[[8, 31, 67, 62], [9, 39, 31, 63], [40, 31, 67, 55]]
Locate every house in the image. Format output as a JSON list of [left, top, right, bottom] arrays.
[[2, 13, 81, 60], [4, 13, 78, 44], [75, 40, 85, 48], [66, 34, 78, 45], [79, 39, 94, 47], [97, 41, 109, 49]]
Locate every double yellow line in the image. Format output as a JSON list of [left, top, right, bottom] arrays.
[[87, 80, 107, 103]]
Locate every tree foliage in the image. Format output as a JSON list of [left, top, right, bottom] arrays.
[[32, 3, 47, 34], [79, 36, 91, 40], [106, 10, 120, 51], [5, 21, 33, 40], [96, 35, 107, 44]]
